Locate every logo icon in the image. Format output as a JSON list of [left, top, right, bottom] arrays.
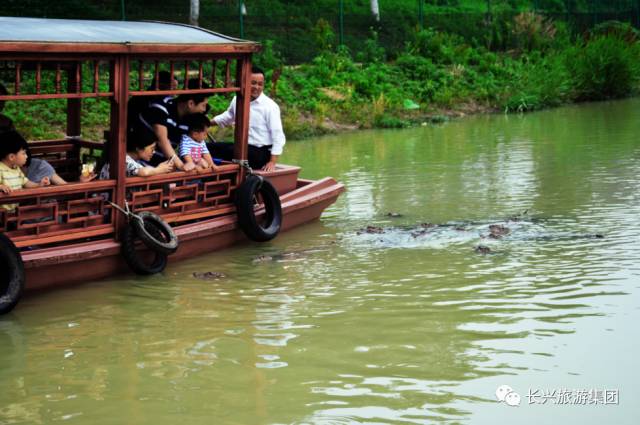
[[496, 385, 521, 407]]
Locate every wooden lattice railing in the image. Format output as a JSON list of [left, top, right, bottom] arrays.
[[0, 164, 241, 248], [0, 181, 117, 248], [125, 164, 240, 224]]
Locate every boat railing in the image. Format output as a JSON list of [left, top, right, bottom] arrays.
[[124, 163, 240, 225], [0, 180, 117, 248], [0, 162, 242, 248]]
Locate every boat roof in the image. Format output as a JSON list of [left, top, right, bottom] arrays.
[[0, 17, 259, 54]]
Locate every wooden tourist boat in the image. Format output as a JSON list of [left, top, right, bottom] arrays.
[[0, 17, 344, 313]]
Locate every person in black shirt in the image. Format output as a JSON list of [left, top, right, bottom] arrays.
[[137, 79, 210, 171], [127, 71, 177, 134]]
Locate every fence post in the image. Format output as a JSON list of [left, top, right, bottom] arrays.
[[339, 0, 345, 46], [418, 0, 424, 30], [120, 0, 126, 21]]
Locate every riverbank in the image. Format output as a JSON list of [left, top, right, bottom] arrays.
[[260, 20, 640, 140]]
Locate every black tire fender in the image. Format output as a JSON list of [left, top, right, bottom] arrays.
[[235, 175, 282, 242], [121, 222, 168, 275], [0, 233, 25, 315], [132, 211, 178, 255]]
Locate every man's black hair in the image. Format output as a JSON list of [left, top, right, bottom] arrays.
[[251, 66, 265, 76], [0, 130, 28, 160], [183, 113, 211, 133], [176, 78, 211, 105], [126, 126, 158, 152]]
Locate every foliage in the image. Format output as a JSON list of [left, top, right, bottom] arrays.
[[312, 19, 336, 53], [588, 20, 640, 43], [565, 35, 639, 101], [512, 11, 558, 51], [254, 39, 284, 72], [355, 29, 387, 64], [406, 28, 466, 64], [502, 52, 571, 112]]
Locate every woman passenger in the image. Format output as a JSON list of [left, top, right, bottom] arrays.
[[99, 128, 174, 179]]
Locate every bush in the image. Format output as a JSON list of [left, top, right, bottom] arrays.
[[502, 52, 571, 112], [254, 39, 284, 73], [407, 28, 465, 64], [589, 20, 640, 43], [512, 11, 558, 52], [565, 35, 639, 101], [355, 29, 386, 64], [374, 114, 409, 129]]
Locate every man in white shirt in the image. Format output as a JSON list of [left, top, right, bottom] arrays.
[[210, 66, 285, 172]]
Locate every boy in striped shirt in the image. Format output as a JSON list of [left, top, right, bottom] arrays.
[[178, 113, 218, 173], [0, 130, 50, 211]]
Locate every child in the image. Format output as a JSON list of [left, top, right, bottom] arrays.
[[99, 129, 174, 179], [179, 113, 217, 172], [0, 130, 50, 211]]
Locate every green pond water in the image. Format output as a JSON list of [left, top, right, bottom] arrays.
[[2, 99, 640, 424]]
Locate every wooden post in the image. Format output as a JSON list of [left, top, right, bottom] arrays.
[[110, 56, 129, 239], [233, 56, 251, 182], [67, 62, 81, 137]]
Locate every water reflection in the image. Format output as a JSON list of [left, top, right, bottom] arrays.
[[2, 99, 640, 424]]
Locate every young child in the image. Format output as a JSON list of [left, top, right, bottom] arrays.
[[99, 129, 174, 179], [179, 113, 217, 172], [0, 130, 50, 211]]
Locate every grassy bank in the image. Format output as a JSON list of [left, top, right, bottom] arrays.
[[4, 16, 640, 142], [261, 17, 640, 139]]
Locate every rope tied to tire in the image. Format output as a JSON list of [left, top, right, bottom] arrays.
[[108, 200, 179, 275]]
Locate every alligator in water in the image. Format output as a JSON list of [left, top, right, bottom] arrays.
[[192, 271, 227, 280], [352, 212, 604, 254]]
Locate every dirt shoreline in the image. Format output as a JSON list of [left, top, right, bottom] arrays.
[[286, 100, 499, 140]]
